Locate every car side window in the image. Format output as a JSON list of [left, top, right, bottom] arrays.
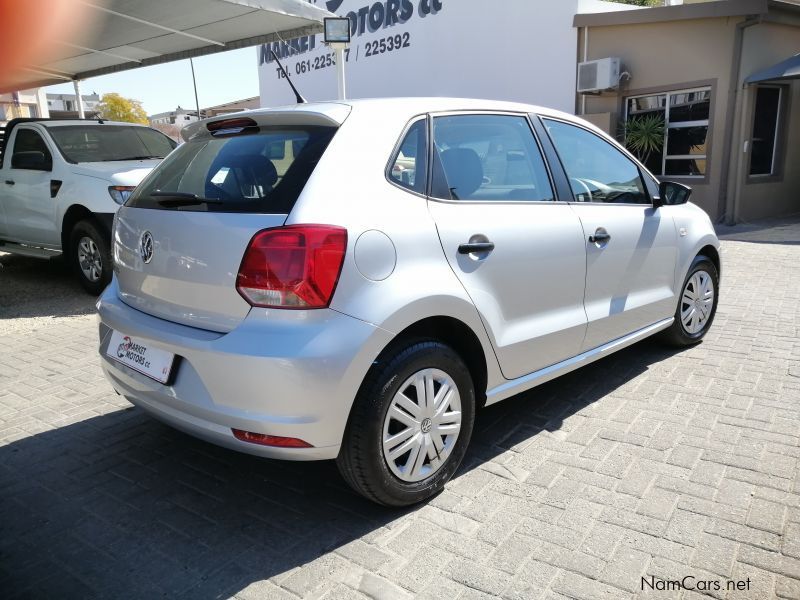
[[11, 128, 53, 171], [430, 114, 554, 202], [388, 118, 428, 194], [543, 118, 649, 205]]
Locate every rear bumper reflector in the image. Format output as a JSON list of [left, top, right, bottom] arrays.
[[232, 429, 314, 448]]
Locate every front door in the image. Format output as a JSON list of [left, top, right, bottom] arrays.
[[427, 113, 588, 380], [541, 117, 678, 350], [3, 127, 58, 246]]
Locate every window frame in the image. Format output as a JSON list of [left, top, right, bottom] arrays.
[[624, 85, 712, 180], [747, 84, 787, 183], [424, 110, 558, 205], [540, 115, 654, 207], [384, 114, 429, 198], [10, 126, 54, 172]]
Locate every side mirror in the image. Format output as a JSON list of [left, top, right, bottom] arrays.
[[655, 181, 692, 208], [12, 150, 52, 171]]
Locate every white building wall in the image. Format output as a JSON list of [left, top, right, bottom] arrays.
[[257, 0, 588, 113]]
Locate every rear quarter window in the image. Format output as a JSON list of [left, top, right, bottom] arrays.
[[127, 125, 337, 213]]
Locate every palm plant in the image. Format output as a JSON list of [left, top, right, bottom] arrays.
[[622, 114, 665, 166]]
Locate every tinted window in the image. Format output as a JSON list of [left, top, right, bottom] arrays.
[[544, 119, 648, 204], [128, 125, 337, 213], [389, 119, 427, 194], [431, 115, 553, 202], [48, 125, 176, 163], [12, 128, 52, 170]]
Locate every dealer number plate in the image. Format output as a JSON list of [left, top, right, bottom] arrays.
[[106, 330, 175, 384]]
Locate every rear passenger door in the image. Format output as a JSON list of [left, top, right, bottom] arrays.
[[539, 117, 678, 350], [426, 113, 588, 380]]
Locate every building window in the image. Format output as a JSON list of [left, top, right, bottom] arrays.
[[625, 86, 711, 178], [749, 86, 782, 176]]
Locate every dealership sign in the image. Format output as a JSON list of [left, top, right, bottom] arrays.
[[257, 0, 580, 112]]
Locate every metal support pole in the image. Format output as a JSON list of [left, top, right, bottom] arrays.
[[190, 58, 201, 120], [73, 79, 85, 118], [335, 47, 346, 101]]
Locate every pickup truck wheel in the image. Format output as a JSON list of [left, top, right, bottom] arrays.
[[69, 219, 112, 295]]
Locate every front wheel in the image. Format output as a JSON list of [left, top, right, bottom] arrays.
[[69, 219, 112, 295], [660, 255, 719, 346], [337, 340, 475, 506]]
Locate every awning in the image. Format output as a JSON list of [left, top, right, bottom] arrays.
[[2, 0, 335, 93], [745, 53, 800, 84]]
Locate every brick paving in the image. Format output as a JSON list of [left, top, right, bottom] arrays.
[[1, 219, 800, 599]]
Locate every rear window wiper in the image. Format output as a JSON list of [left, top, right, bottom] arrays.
[[149, 191, 224, 207], [108, 155, 166, 161]]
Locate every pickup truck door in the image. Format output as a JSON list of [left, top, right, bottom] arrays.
[[2, 126, 60, 246]]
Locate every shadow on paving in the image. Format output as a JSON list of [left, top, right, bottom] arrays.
[[716, 216, 800, 246], [0, 338, 682, 599], [0, 253, 95, 320]]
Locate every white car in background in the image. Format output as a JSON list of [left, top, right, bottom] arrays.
[[97, 98, 720, 506], [0, 118, 176, 293]]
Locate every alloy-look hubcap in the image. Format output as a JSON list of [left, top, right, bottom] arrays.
[[77, 236, 103, 282], [680, 270, 714, 335], [382, 368, 462, 483]]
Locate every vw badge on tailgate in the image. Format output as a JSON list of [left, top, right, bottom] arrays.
[[140, 231, 154, 264]]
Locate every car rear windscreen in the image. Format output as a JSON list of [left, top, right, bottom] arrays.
[[48, 125, 177, 163], [126, 125, 337, 213]]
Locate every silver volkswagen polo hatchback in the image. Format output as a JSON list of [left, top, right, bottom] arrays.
[[97, 98, 720, 506]]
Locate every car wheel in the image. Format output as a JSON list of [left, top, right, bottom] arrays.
[[660, 255, 719, 347], [70, 219, 112, 295], [337, 340, 475, 507]]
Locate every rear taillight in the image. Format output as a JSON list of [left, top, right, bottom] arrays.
[[232, 429, 313, 448], [236, 225, 347, 309]]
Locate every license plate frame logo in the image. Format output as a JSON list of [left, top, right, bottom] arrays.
[[106, 330, 176, 384]]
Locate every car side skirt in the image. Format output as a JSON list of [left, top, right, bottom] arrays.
[[485, 317, 674, 406]]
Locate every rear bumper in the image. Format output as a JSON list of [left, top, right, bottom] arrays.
[[97, 278, 392, 460]]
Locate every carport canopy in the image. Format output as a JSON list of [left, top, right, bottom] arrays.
[[745, 52, 800, 84], [5, 0, 335, 93]]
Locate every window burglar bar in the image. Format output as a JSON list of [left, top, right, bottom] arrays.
[[625, 87, 711, 178]]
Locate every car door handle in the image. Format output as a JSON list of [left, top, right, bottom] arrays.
[[458, 241, 495, 254], [4, 180, 14, 186], [589, 230, 611, 244]]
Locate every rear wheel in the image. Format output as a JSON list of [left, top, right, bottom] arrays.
[[69, 219, 112, 295], [660, 255, 719, 346], [337, 340, 475, 506]]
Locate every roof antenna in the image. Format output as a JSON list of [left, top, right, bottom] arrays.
[[270, 50, 307, 104]]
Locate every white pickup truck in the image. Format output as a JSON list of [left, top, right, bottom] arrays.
[[0, 118, 176, 293]]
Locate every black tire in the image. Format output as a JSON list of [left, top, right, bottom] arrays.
[[337, 340, 475, 507], [660, 255, 719, 347], [69, 219, 112, 295]]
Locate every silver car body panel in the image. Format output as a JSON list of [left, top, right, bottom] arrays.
[[486, 317, 674, 405], [98, 278, 393, 459], [430, 200, 588, 380], [114, 209, 287, 332], [98, 97, 721, 460], [569, 203, 678, 350]]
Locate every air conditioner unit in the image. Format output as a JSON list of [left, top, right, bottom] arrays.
[[577, 57, 621, 93]]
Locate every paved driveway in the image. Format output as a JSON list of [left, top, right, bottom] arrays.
[[1, 220, 799, 599]]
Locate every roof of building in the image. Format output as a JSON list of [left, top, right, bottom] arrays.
[[746, 52, 800, 83], [2, 0, 334, 94], [574, 0, 800, 27], [203, 96, 260, 111]]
